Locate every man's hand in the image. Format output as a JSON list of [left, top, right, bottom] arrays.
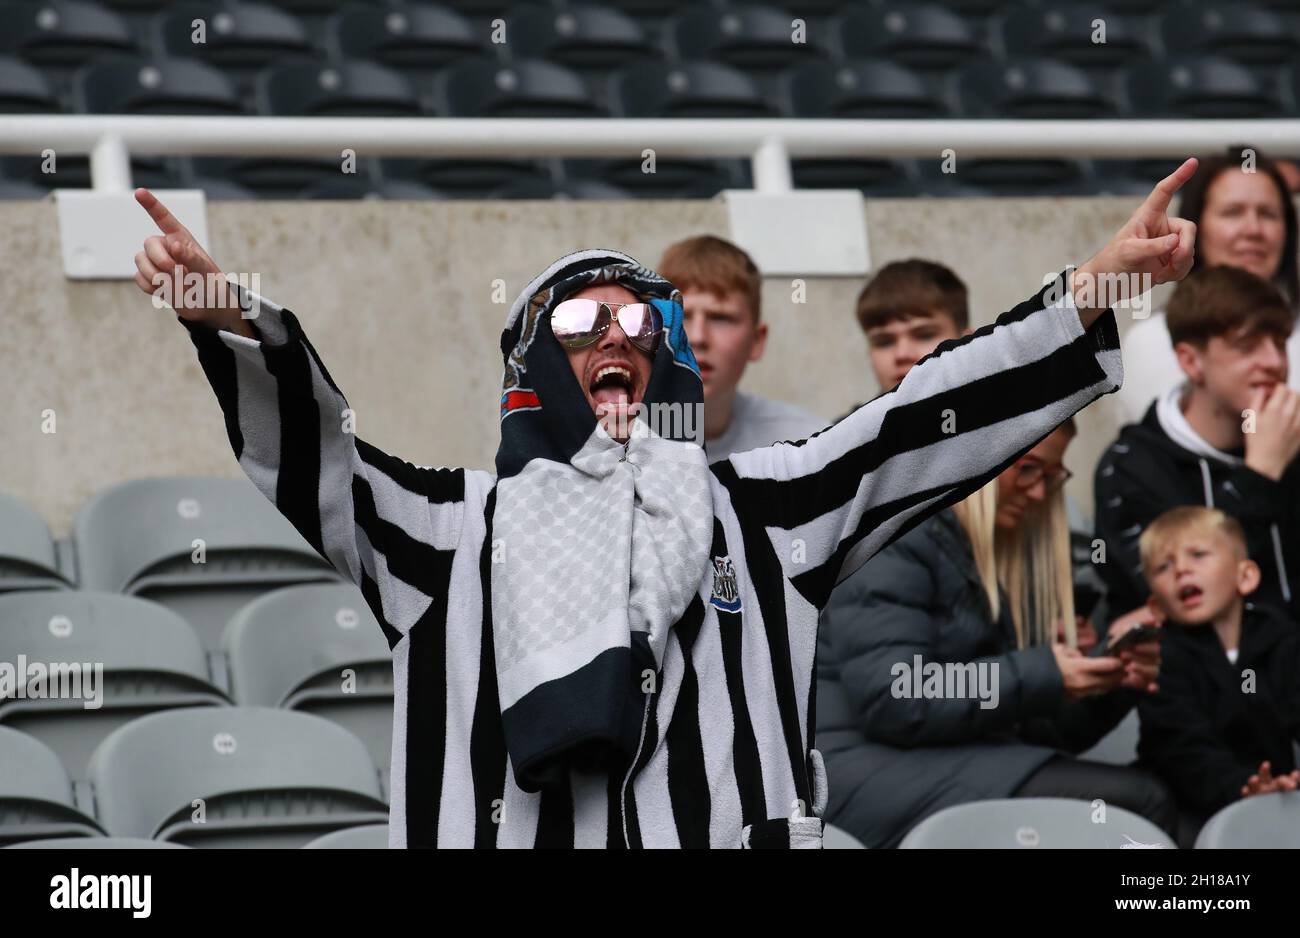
[[1052, 644, 1126, 701], [1070, 157, 1199, 327], [1105, 606, 1161, 693], [1244, 384, 1300, 482], [133, 188, 253, 338], [1241, 760, 1300, 798]]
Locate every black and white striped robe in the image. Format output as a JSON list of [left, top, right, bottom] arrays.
[[179, 271, 1122, 848]]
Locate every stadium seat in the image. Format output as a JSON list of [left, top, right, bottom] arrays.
[[899, 798, 1175, 848], [0, 726, 104, 846], [563, 155, 752, 197], [155, 3, 316, 89], [786, 60, 951, 119], [382, 156, 552, 198], [435, 57, 606, 117], [491, 176, 635, 199], [299, 176, 447, 199], [327, 4, 483, 76], [669, 6, 827, 72], [258, 59, 423, 115], [840, 4, 984, 71], [1126, 56, 1283, 118], [73, 56, 246, 115], [88, 707, 389, 847], [791, 157, 920, 196], [8, 836, 188, 848], [0, 0, 136, 67], [502, 5, 656, 73], [0, 492, 69, 593], [916, 156, 1097, 197], [1000, 5, 1152, 68], [302, 822, 388, 848], [957, 59, 1117, 119], [222, 583, 392, 785], [612, 60, 775, 117], [1079, 709, 1140, 766], [0, 54, 61, 112], [0, 591, 228, 781], [72, 477, 339, 657], [1194, 792, 1300, 848], [1162, 3, 1300, 65], [0, 151, 180, 192], [183, 175, 259, 199]]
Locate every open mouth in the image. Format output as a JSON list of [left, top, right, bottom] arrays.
[[1177, 584, 1203, 605], [589, 364, 635, 407]]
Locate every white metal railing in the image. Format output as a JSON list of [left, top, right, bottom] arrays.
[[4, 116, 1300, 194]]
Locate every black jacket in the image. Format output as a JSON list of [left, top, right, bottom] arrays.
[[1094, 401, 1300, 621], [816, 509, 1135, 848], [1137, 602, 1300, 817]]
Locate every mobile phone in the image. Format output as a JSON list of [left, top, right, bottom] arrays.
[[1104, 623, 1160, 655]]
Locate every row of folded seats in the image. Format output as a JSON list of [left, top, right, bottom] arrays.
[[0, 478, 397, 846]]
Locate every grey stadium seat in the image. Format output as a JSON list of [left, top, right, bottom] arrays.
[[1126, 56, 1283, 119], [899, 798, 1175, 848], [73, 56, 245, 115], [0, 591, 228, 782], [612, 60, 775, 117], [1195, 792, 1300, 848], [0, 491, 70, 593], [0, 726, 104, 846], [0, 0, 136, 66], [435, 57, 606, 117], [302, 822, 388, 848], [222, 583, 392, 787], [257, 59, 423, 116], [0, 54, 61, 112], [1079, 708, 1139, 766], [9, 836, 188, 848], [73, 477, 339, 656], [88, 707, 388, 847], [822, 822, 867, 849], [328, 4, 485, 73]]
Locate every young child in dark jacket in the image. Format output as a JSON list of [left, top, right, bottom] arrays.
[[1137, 505, 1300, 839], [1094, 267, 1300, 625]]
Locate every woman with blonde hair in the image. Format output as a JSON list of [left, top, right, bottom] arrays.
[[816, 419, 1175, 848]]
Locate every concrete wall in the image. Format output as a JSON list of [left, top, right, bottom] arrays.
[[2, 194, 1162, 538]]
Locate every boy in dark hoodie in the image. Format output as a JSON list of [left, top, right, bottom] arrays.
[[1136, 506, 1300, 842], [1094, 266, 1300, 624]]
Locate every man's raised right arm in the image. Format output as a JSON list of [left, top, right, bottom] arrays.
[[133, 189, 466, 641]]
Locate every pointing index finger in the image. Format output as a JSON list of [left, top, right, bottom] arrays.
[[1138, 157, 1199, 219], [135, 187, 188, 237]]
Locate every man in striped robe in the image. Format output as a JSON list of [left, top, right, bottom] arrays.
[[131, 159, 1198, 847]]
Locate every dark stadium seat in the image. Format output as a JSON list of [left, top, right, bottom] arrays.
[[668, 5, 828, 72], [612, 60, 775, 117], [840, 4, 985, 71], [0, 591, 229, 781], [186, 154, 370, 197], [434, 57, 606, 116], [0, 54, 61, 112], [0, 491, 70, 592], [1126, 56, 1284, 118], [0, 153, 180, 192], [182, 174, 259, 199], [490, 176, 635, 199], [73, 56, 246, 114], [0, 726, 104, 846], [382, 156, 552, 198], [155, 3, 316, 89], [1162, 2, 1300, 65], [88, 707, 389, 847], [790, 157, 921, 196], [563, 155, 753, 197], [257, 59, 423, 115], [786, 60, 951, 118], [505, 5, 657, 72], [0, 0, 136, 66], [957, 59, 1118, 119], [916, 156, 1099, 197], [72, 477, 339, 661], [299, 175, 447, 199], [223, 583, 392, 788], [1000, 4, 1153, 68], [327, 4, 485, 74]]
